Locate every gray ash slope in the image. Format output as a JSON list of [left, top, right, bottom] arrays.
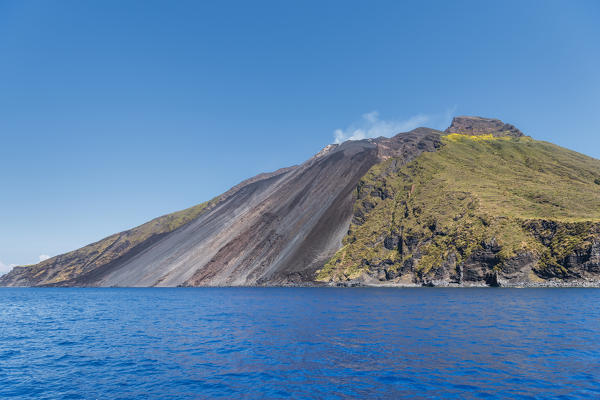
[[0, 128, 441, 287]]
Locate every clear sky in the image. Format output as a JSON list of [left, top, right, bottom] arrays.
[[1, 0, 599, 272]]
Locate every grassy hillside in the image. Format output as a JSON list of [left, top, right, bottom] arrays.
[[317, 134, 600, 283]]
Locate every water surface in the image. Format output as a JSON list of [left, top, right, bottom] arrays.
[[1, 288, 599, 399]]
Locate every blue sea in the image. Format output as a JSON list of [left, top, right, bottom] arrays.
[[1, 288, 599, 399]]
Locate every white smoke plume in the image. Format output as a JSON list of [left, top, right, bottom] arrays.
[[333, 108, 456, 144]]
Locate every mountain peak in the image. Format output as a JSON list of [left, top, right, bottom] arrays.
[[445, 116, 524, 138]]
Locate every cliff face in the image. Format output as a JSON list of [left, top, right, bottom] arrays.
[[2, 116, 600, 287]]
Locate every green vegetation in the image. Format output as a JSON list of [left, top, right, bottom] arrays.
[[317, 134, 600, 282]]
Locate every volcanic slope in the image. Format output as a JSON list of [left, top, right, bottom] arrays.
[[0, 128, 441, 286]]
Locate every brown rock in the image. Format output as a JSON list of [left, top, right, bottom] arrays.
[[445, 116, 524, 137]]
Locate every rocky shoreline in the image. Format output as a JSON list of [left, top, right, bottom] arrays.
[[331, 280, 600, 288]]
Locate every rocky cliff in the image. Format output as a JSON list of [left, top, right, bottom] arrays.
[[2, 116, 600, 287], [446, 116, 524, 137]]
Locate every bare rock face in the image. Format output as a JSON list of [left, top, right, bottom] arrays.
[[445, 116, 524, 137]]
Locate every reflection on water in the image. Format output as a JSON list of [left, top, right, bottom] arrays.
[[1, 288, 599, 399]]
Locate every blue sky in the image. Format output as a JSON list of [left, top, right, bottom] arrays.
[[1, 0, 599, 271]]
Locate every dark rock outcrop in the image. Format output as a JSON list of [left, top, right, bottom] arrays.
[[445, 116, 524, 138]]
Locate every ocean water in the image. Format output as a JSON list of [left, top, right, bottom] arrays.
[[1, 288, 599, 399]]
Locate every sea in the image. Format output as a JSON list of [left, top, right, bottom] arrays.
[[0, 288, 599, 399]]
